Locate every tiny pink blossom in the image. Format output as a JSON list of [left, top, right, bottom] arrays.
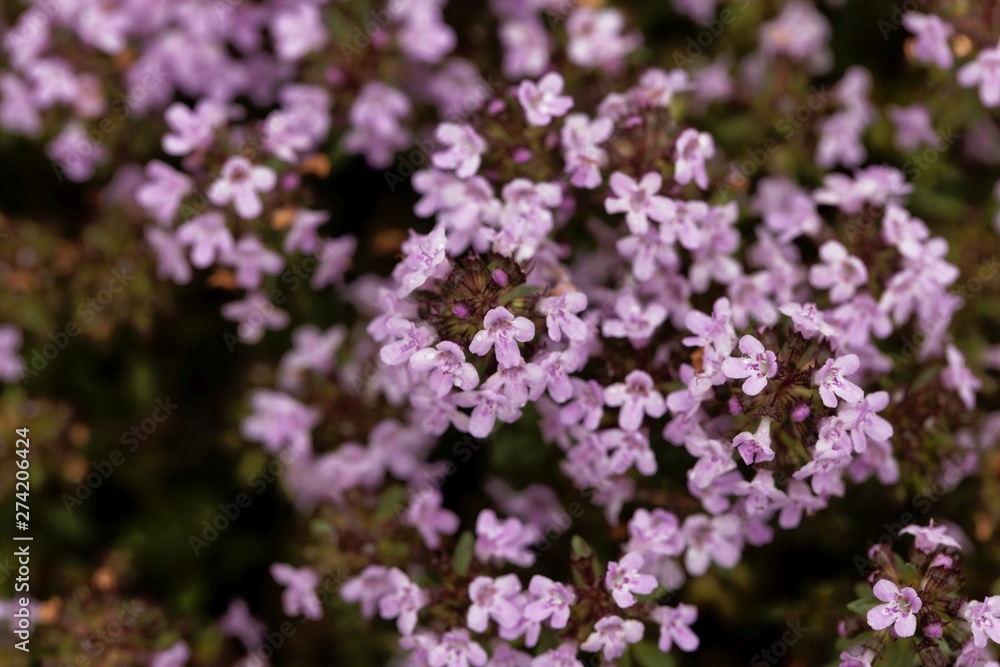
[[866, 579, 921, 637], [469, 307, 536, 369], [378, 568, 428, 636], [958, 42, 1000, 108], [208, 156, 277, 220], [605, 552, 657, 608], [604, 172, 673, 234], [604, 370, 666, 431], [651, 603, 700, 652], [721, 335, 778, 396], [898, 519, 962, 554], [674, 129, 714, 190], [409, 341, 480, 397], [524, 576, 577, 629], [405, 488, 460, 549], [580, 615, 645, 660], [432, 123, 487, 178], [517, 73, 574, 126], [467, 575, 522, 632], [732, 417, 775, 466], [814, 354, 864, 408], [808, 241, 868, 303]]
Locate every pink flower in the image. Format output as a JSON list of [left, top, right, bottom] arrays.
[[532, 643, 584, 667], [866, 579, 921, 637], [467, 575, 522, 631], [270, 564, 322, 619], [0, 325, 25, 383], [208, 156, 277, 220], [604, 171, 673, 235], [340, 565, 392, 618], [721, 335, 777, 396], [428, 629, 488, 667], [651, 603, 700, 652], [681, 514, 742, 575], [942, 344, 981, 410], [958, 42, 1000, 108], [410, 341, 480, 397], [378, 568, 428, 635], [813, 354, 864, 408], [604, 370, 666, 431], [150, 641, 190, 667], [136, 160, 192, 226], [455, 389, 522, 438], [682, 297, 736, 355], [580, 615, 644, 660], [404, 488, 460, 549], [392, 226, 451, 297], [524, 576, 576, 629], [605, 552, 657, 608], [432, 123, 487, 178], [272, 1, 327, 61], [538, 291, 589, 343], [227, 234, 284, 289], [674, 129, 714, 190], [898, 519, 962, 554], [732, 417, 775, 466], [566, 8, 640, 72], [241, 390, 319, 455], [469, 307, 536, 369], [516, 73, 574, 126], [808, 241, 868, 303], [903, 13, 953, 68], [474, 509, 540, 568], [162, 100, 227, 156], [561, 113, 614, 189], [602, 293, 667, 348], [961, 596, 1000, 648], [176, 212, 234, 269]]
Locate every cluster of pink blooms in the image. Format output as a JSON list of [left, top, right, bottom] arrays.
[[2, 0, 1000, 665]]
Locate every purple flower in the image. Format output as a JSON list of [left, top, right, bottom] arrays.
[[814, 354, 864, 408], [410, 342, 480, 397], [866, 579, 921, 637], [270, 564, 322, 620], [341, 565, 392, 619], [604, 370, 666, 431], [580, 615, 644, 660], [682, 297, 736, 355], [531, 643, 584, 667], [560, 379, 606, 431], [405, 488, 460, 549], [150, 640, 190, 667], [674, 129, 714, 190], [428, 629, 488, 667], [467, 575, 522, 631], [961, 596, 1000, 648], [839, 391, 893, 453], [283, 209, 329, 255], [903, 13, 954, 69], [474, 509, 540, 568], [605, 552, 657, 608], [432, 123, 487, 179], [959, 42, 1000, 108], [136, 160, 192, 226], [524, 576, 576, 629], [839, 649, 876, 667], [651, 603, 700, 652], [942, 344, 981, 410], [732, 417, 775, 466], [241, 390, 319, 455], [227, 234, 284, 289], [380, 318, 437, 367], [759, 0, 832, 73], [0, 325, 25, 383], [219, 599, 265, 650], [602, 293, 667, 348], [174, 212, 232, 269], [604, 172, 673, 235], [469, 307, 536, 369], [681, 513, 742, 575], [499, 19, 551, 79], [455, 389, 522, 438], [342, 82, 412, 168], [272, 1, 327, 61], [778, 480, 827, 529], [561, 114, 614, 189], [208, 157, 276, 220], [809, 241, 869, 303], [898, 519, 962, 554], [751, 177, 822, 243], [146, 228, 192, 285], [47, 122, 108, 182], [721, 335, 777, 396], [887, 104, 940, 153], [517, 73, 574, 126], [393, 227, 450, 297], [626, 508, 683, 558], [566, 8, 640, 71], [221, 293, 289, 344], [538, 291, 589, 343], [378, 568, 428, 636], [162, 100, 227, 156]]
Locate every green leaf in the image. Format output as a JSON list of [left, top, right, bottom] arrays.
[[632, 641, 676, 667], [453, 532, 474, 577], [571, 535, 594, 559], [846, 596, 876, 615], [882, 638, 916, 667]]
